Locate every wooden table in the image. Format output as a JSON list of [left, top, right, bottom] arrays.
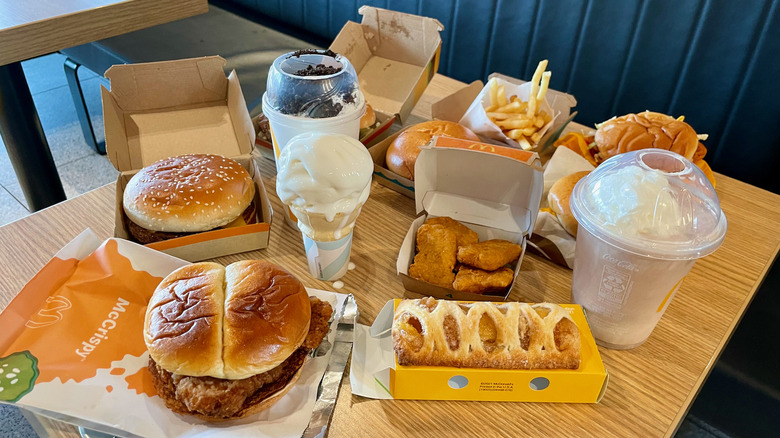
[[0, 0, 208, 211], [1, 74, 778, 438]]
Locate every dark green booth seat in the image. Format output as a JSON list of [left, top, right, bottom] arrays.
[[219, 0, 780, 194]]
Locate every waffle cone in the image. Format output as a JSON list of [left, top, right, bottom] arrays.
[[290, 205, 364, 241]]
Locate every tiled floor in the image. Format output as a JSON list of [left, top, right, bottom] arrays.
[[0, 53, 118, 226]]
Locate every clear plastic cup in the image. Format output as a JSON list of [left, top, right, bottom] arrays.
[[569, 149, 727, 349], [262, 50, 365, 227]]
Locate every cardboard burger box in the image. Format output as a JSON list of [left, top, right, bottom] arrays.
[[254, 6, 444, 156], [102, 56, 272, 261], [353, 299, 608, 402], [370, 74, 576, 198], [397, 136, 543, 301]]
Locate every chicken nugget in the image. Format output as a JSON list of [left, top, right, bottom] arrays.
[[453, 265, 515, 294], [409, 224, 457, 288], [457, 239, 523, 271], [424, 216, 479, 247]]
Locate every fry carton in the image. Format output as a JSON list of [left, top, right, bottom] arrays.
[[0, 229, 349, 438], [459, 72, 576, 151]]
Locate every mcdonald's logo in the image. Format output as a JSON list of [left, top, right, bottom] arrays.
[[467, 143, 496, 152], [25, 296, 72, 329]]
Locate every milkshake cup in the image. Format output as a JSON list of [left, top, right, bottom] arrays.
[[262, 50, 365, 228], [275, 132, 373, 281], [569, 149, 727, 349]]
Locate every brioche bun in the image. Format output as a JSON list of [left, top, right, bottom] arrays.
[[143, 260, 319, 421], [144, 260, 310, 380], [386, 120, 479, 180], [594, 111, 698, 163], [123, 154, 255, 243], [548, 171, 590, 237]]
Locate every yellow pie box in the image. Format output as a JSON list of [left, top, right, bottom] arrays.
[[101, 56, 273, 261], [351, 299, 609, 403]]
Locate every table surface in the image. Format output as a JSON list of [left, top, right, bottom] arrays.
[[0, 0, 208, 65], [1, 74, 778, 438]]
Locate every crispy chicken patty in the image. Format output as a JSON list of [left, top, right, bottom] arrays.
[[148, 297, 333, 420]]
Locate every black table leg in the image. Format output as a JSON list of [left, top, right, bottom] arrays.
[[0, 61, 66, 211]]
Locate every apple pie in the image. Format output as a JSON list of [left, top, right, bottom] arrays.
[[392, 297, 580, 369]]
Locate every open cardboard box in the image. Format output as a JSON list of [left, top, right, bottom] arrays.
[[350, 299, 608, 402], [102, 56, 272, 261], [331, 5, 443, 145], [397, 136, 543, 301], [370, 74, 576, 198], [252, 6, 443, 157]]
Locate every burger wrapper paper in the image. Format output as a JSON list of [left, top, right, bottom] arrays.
[[458, 73, 576, 151], [0, 229, 350, 438], [528, 146, 595, 269]]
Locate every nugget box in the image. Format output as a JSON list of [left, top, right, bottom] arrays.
[[350, 299, 608, 403], [396, 136, 544, 301], [102, 56, 272, 261]]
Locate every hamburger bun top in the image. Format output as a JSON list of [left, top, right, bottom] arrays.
[[360, 103, 376, 130], [386, 120, 479, 180], [594, 111, 699, 163], [548, 171, 590, 237], [123, 154, 255, 233], [143, 260, 311, 380]]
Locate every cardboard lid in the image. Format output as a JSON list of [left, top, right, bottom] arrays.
[[431, 80, 483, 123], [331, 7, 443, 121], [357, 6, 443, 66], [102, 56, 255, 172], [414, 137, 544, 235]]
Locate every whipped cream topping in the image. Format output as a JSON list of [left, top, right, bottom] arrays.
[[276, 133, 373, 222]]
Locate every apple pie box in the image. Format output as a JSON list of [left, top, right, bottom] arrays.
[[350, 299, 608, 402], [101, 56, 272, 261], [397, 136, 543, 301], [369, 75, 576, 198]]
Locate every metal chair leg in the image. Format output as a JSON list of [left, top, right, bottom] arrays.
[[63, 58, 105, 155]]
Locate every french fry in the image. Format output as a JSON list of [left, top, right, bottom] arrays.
[[537, 71, 551, 103], [482, 59, 553, 149], [496, 85, 508, 106], [496, 118, 533, 129]]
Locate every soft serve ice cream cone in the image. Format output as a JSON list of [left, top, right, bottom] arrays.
[[276, 132, 373, 280]]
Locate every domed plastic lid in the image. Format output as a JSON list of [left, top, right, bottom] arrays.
[[570, 149, 727, 260], [264, 50, 363, 118]]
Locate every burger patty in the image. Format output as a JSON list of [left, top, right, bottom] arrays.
[[127, 202, 257, 244], [148, 297, 333, 420]]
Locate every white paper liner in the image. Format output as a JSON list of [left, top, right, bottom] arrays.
[[458, 73, 576, 150], [1, 230, 350, 438]]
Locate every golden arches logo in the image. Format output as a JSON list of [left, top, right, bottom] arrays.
[[467, 143, 496, 152], [25, 296, 72, 329]]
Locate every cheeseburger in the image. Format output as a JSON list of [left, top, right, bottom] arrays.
[[593, 111, 699, 164], [556, 111, 715, 186], [123, 154, 256, 244], [144, 260, 333, 421]]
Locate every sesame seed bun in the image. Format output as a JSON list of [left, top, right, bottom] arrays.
[[123, 154, 255, 238]]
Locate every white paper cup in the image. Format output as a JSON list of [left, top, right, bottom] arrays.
[[301, 231, 353, 281], [569, 150, 727, 349]]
